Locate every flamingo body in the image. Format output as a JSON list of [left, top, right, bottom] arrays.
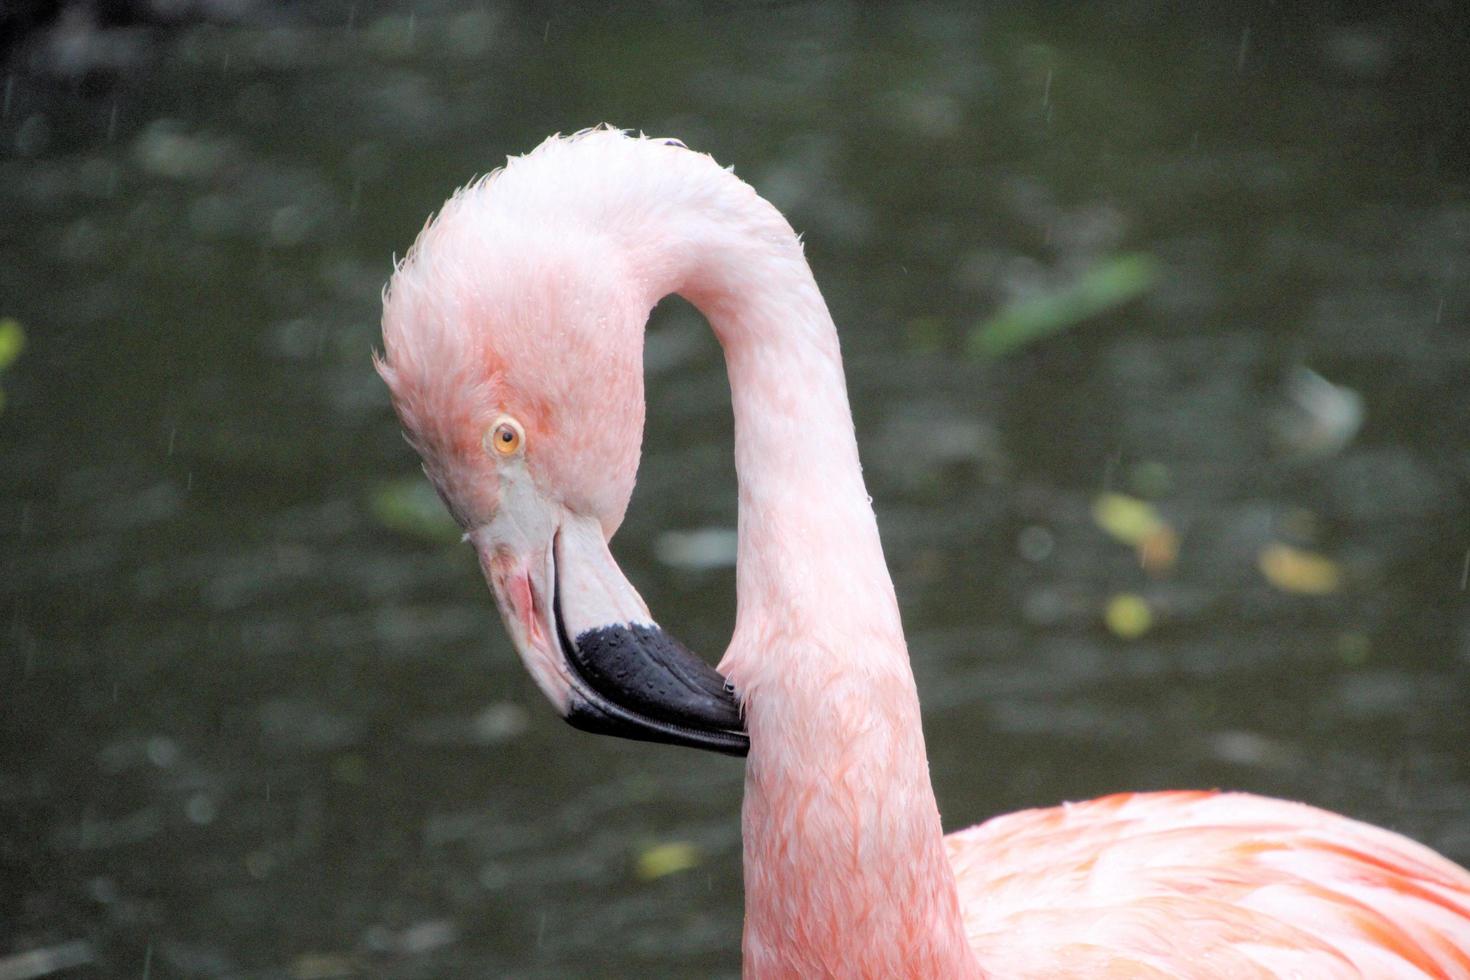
[[378, 129, 1470, 978], [952, 790, 1470, 977]]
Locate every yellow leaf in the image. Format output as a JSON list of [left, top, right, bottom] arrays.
[[1095, 493, 1179, 575], [635, 841, 702, 881], [1104, 593, 1153, 639], [1093, 493, 1165, 546], [0, 318, 24, 372], [1258, 543, 1342, 595]]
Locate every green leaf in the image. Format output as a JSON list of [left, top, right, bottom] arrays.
[[968, 252, 1159, 358], [0, 318, 26, 372], [368, 477, 461, 544]]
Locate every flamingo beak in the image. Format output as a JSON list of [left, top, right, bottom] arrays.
[[472, 510, 748, 758]]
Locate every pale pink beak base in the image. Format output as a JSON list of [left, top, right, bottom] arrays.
[[473, 514, 747, 756]]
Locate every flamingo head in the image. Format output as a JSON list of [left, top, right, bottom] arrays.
[[375, 188, 747, 756]]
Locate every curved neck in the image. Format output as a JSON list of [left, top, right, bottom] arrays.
[[624, 150, 981, 978]]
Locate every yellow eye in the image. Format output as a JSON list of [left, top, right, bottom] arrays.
[[486, 417, 524, 457]]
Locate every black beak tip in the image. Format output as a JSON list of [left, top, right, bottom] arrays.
[[565, 701, 749, 757], [559, 620, 749, 758]]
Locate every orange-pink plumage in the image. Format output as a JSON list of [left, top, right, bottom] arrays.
[[377, 128, 1470, 978]]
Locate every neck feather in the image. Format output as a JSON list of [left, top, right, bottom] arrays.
[[604, 138, 980, 977]]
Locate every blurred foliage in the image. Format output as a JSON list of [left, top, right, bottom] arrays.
[[0, 318, 25, 414], [368, 477, 460, 544], [1258, 543, 1343, 596], [1092, 492, 1178, 575], [0, 318, 25, 370], [1104, 593, 1153, 639], [636, 841, 704, 881], [968, 253, 1159, 358]]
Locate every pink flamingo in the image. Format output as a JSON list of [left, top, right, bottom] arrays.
[[377, 129, 1470, 977]]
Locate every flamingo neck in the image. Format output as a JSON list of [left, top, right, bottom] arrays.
[[629, 157, 981, 978]]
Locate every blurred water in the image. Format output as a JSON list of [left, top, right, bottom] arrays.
[[2, 2, 1468, 976]]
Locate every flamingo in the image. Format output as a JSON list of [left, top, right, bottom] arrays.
[[376, 129, 1470, 978]]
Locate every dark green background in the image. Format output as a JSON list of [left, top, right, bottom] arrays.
[[2, 2, 1467, 976]]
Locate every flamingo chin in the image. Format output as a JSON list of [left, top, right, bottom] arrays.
[[380, 129, 1470, 978]]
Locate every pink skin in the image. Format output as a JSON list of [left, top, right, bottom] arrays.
[[378, 130, 1470, 977], [477, 545, 560, 709]]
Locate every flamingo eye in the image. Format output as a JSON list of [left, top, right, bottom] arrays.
[[486, 417, 525, 457]]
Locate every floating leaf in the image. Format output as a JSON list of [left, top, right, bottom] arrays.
[[655, 527, 738, 571], [290, 952, 359, 980], [0, 318, 24, 371], [635, 841, 702, 881], [368, 477, 460, 544], [968, 252, 1159, 358], [1273, 367, 1364, 460], [1093, 493, 1163, 545], [1208, 730, 1296, 769], [132, 122, 230, 181], [1136, 525, 1179, 575], [1104, 593, 1153, 639], [396, 920, 458, 955], [1258, 543, 1342, 595], [1093, 492, 1178, 574], [0, 940, 95, 978]]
